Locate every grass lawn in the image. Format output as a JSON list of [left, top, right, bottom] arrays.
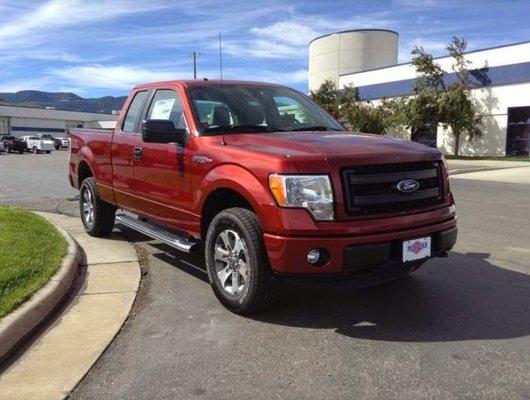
[[0, 207, 67, 319], [446, 155, 530, 162]]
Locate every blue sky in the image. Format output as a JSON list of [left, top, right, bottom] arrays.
[[0, 0, 529, 97]]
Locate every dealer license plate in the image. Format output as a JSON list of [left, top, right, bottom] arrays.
[[402, 237, 431, 262]]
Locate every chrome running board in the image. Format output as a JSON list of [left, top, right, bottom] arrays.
[[115, 213, 198, 253]]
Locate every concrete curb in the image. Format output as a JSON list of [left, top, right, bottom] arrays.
[[0, 212, 141, 400], [0, 215, 80, 363], [449, 165, 529, 176]]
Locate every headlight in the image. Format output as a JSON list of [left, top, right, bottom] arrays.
[[269, 174, 334, 221]]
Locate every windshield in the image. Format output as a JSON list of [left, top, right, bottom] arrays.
[[188, 85, 344, 135]]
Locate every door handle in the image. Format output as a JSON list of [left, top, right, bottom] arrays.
[[133, 146, 143, 160]]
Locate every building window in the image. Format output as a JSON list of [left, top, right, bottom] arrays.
[[66, 121, 84, 130], [411, 123, 437, 148], [506, 107, 530, 156]]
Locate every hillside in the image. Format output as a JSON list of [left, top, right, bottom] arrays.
[[0, 90, 127, 114]]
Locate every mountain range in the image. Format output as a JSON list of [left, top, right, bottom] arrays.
[[0, 90, 127, 114]]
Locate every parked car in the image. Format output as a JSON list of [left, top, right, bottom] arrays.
[[56, 136, 69, 148], [0, 134, 27, 153], [36, 133, 62, 150], [20, 135, 55, 153], [69, 80, 457, 314]]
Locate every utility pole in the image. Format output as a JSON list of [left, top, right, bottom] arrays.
[[219, 32, 223, 80], [192, 51, 199, 79]]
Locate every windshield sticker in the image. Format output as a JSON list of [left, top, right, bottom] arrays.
[[151, 99, 176, 120]]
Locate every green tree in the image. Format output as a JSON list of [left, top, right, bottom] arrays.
[[311, 80, 401, 135], [340, 98, 403, 135], [407, 37, 483, 155], [310, 80, 358, 119], [439, 37, 483, 155]]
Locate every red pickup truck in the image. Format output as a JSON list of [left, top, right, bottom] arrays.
[[68, 79, 457, 314]]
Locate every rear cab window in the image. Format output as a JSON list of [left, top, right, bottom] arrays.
[[122, 91, 149, 133]]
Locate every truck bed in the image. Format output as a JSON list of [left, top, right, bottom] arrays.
[[68, 128, 115, 192]]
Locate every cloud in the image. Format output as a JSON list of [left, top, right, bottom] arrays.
[[45, 63, 308, 92], [225, 68, 309, 84], [250, 21, 320, 46], [0, 77, 53, 93], [48, 64, 187, 90], [399, 37, 449, 61], [0, 0, 170, 44], [222, 39, 304, 59], [223, 13, 396, 60]]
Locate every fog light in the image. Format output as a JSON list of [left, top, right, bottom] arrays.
[[307, 249, 321, 265]]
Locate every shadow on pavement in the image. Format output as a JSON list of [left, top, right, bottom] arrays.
[[147, 242, 530, 343], [254, 252, 530, 342]]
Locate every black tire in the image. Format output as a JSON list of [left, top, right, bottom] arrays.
[[79, 177, 116, 237], [46, 150, 51, 154], [6, 146, 11, 153], [32, 146, 38, 154], [19, 149, 24, 154], [205, 207, 280, 315]]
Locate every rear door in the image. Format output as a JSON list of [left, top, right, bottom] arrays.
[[111, 90, 150, 211], [132, 88, 193, 229]]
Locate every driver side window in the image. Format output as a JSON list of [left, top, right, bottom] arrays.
[[146, 89, 187, 130]]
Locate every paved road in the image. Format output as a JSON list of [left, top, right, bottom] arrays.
[[0, 150, 79, 215], [1, 151, 529, 399]]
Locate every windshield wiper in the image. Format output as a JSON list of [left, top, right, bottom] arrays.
[[290, 126, 342, 131], [203, 125, 285, 134]]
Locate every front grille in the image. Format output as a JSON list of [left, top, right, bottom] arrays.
[[342, 161, 443, 215]]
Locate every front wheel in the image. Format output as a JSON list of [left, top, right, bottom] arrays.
[[32, 146, 38, 154], [205, 207, 280, 315], [79, 177, 116, 237]]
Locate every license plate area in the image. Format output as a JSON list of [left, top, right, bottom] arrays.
[[402, 236, 431, 262]]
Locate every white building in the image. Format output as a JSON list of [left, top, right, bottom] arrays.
[[0, 104, 117, 138], [309, 29, 399, 93], [336, 39, 530, 157]]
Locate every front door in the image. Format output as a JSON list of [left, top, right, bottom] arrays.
[[132, 88, 193, 229], [111, 90, 149, 211]]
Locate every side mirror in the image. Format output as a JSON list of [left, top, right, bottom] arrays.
[[142, 119, 187, 145]]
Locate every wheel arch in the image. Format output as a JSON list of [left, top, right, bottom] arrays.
[[78, 160, 93, 185], [196, 164, 279, 239], [200, 188, 255, 239]]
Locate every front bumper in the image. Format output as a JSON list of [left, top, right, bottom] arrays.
[[264, 217, 457, 276]]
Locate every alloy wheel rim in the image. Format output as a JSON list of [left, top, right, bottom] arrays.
[[82, 188, 94, 227], [214, 229, 250, 296]]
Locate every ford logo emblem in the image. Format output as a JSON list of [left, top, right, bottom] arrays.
[[396, 179, 420, 193]]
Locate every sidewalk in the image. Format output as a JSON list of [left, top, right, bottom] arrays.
[[447, 158, 530, 175], [0, 213, 141, 400]]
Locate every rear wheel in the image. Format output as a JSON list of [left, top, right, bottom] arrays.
[[32, 146, 38, 154], [79, 177, 116, 237], [205, 207, 280, 315]]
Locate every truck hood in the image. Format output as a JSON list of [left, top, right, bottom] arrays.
[[223, 131, 442, 170]]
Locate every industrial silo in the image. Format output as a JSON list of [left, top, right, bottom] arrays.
[[308, 29, 399, 92]]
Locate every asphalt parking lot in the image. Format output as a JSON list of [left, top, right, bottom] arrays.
[[1, 151, 529, 399], [0, 149, 79, 215]]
